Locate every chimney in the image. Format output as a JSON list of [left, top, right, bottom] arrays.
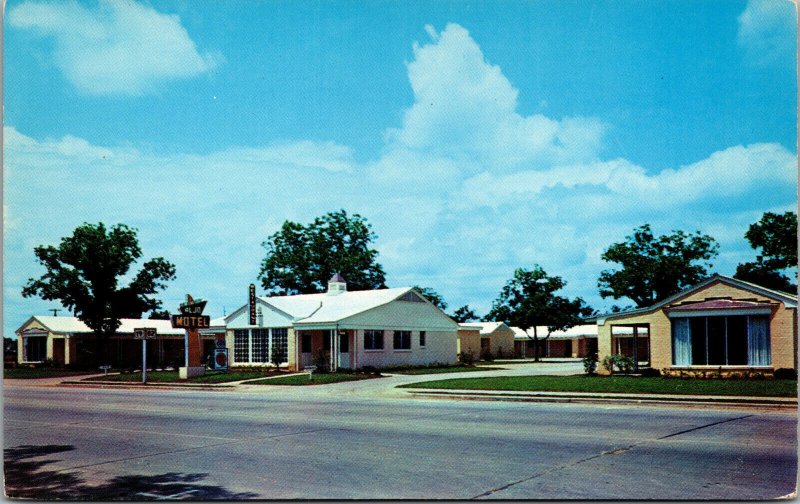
[[327, 273, 347, 296]]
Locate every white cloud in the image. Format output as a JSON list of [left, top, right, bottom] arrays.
[[8, 0, 219, 95], [737, 0, 796, 66], [4, 22, 797, 335], [387, 23, 606, 171]]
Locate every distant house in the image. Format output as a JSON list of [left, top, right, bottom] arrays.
[[14, 316, 193, 368], [592, 274, 797, 376], [222, 275, 459, 371], [511, 325, 644, 359], [457, 322, 515, 359]]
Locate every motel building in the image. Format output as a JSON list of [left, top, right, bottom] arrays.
[[13, 316, 221, 368], [510, 325, 646, 359], [457, 322, 516, 360], [593, 274, 797, 376], [222, 274, 460, 371]]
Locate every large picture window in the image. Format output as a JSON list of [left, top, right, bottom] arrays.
[[272, 328, 289, 363], [233, 329, 249, 363], [393, 331, 411, 350], [671, 315, 770, 366], [252, 329, 270, 363], [23, 336, 46, 362], [364, 330, 384, 350]]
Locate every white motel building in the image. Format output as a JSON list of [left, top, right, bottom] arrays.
[[221, 274, 460, 371]]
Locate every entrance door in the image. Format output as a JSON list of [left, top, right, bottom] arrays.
[[52, 339, 65, 366], [300, 333, 313, 368], [338, 332, 350, 369]]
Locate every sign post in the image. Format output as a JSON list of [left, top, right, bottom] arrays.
[[134, 328, 157, 383], [172, 295, 210, 379]]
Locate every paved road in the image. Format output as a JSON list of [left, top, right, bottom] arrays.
[[4, 364, 797, 499]]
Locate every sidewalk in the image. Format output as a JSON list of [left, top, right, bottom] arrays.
[[401, 387, 798, 408]]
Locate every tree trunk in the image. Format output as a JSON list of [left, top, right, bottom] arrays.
[[533, 326, 539, 362]]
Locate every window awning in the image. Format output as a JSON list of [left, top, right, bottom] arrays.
[[666, 299, 775, 317]]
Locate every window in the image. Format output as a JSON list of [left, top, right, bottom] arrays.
[[399, 292, 426, 303], [339, 332, 349, 353], [252, 329, 270, 363], [364, 330, 384, 350], [301, 334, 312, 353], [233, 329, 249, 363], [419, 331, 426, 347], [671, 315, 770, 366], [393, 331, 411, 350], [272, 328, 289, 364], [24, 336, 46, 362]]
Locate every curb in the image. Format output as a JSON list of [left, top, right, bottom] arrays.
[[401, 388, 798, 408], [59, 380, 235, 391]]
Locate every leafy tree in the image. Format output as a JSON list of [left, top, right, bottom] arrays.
[[259, 210, 387, 294], [412, 285, 447, 311], [487, 266, 593, 361], [148, 309, 172, 320], [451, 305, 480, 323], [598, 224, 719, 308], [22, 223, 176, 366], [734, 211, 797, 292]]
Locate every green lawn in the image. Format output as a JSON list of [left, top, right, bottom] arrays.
[[4, 368, 94, 379], [399, 374, 798, 397], [248, 372, 378, 385], [83, 370, 282, 384], [384, 364, 504, 375]]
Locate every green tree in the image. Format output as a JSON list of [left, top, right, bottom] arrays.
[[598, 224, 719, 308], [259, 210, 387, 294], [734, 211, 797, 292], [22, 223, 176, 366], [451, 305, 480, 323], [412, 285, 447, 311], [148, 309, 172, 320], [487, 266, 593, 361]]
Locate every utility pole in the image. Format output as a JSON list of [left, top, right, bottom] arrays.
[[49, 309, 60, 317]]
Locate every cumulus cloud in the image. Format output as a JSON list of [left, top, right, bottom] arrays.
[[8, 0, 219, 95], [737, 0, 796, 66], [386, 23, 606, 171]]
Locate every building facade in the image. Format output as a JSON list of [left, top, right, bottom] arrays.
[[223, 275, 460, 371], [593, 275, 797, 376]]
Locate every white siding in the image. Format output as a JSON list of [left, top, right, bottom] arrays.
[[337, 298, 460, 331], [226, 300, 293, 329], [353, 329, 457, 368]]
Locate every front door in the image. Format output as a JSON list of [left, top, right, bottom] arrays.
[[338, 332, 350, 369], [300, 333, 313, 368]]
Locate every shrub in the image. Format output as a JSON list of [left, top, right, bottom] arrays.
[[481, 350, 495, 362], [601, 355, 616, 375], [774, 368, 797, 380], [359, 365, 378, 374], [496, 346, 504, 359], [312, 349, 330, 372], [458, 351, 475, 366], [270, 343, 286, 367], [616, 355, 635, 374], [582, 353, 598, 374]]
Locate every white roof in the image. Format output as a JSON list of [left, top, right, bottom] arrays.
[[20, 316, 185, 336], [260, 287, 414, 325], [512, 325, 648, 339], [458, 321, 511, 335]]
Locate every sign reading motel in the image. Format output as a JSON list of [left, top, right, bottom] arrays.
[[170, 314, 211, 329]]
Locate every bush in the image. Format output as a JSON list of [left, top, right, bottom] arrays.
[[601, 355, 616, 375], [270, 343, 286, 367], [616, 355, 635, 374], [312, 349, 330, 372], [582, 353, 598, 374], [458, 351, 475, 366], [496, 346, 504, 359], [639, 367, 661, 377], [774, 368, 797, 380], [481, 350, 495, 362]]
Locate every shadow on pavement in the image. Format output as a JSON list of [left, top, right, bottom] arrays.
[[5, 444, 259, 500]]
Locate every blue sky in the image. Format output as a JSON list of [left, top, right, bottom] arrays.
[[4, 0, 797, 336]]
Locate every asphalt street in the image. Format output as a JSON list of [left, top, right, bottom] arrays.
[[3, 364, 797, 500]]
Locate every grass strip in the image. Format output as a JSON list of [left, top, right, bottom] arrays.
[[399, 374, 798, 397], [385, 365, 504, 375], [248, 372, 377, 385], [83, 371, 281, 384], [4, 368, 94, 379]]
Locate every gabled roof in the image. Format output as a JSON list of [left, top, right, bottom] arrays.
[[458, 321, 512, 336], [16, 316, 185, 336], [591, 274, 798, 323], [255, 287, 425, 325]]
